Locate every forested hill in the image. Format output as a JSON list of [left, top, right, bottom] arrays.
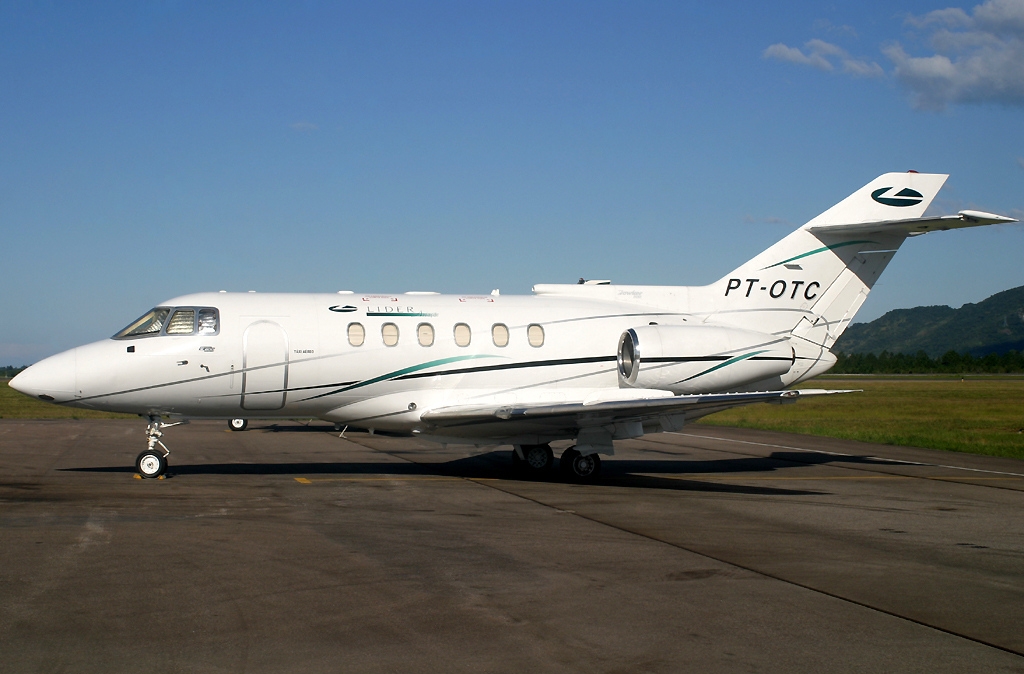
[[834, 285, 1024, 357]]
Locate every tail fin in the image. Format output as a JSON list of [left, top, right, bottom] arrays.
[[710, 172, 949, 348]]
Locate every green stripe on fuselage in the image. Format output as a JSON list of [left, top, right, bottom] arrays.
[[299, 354, 499, 401], [761, 240, 875, 270], [680, 350, 768, 382]]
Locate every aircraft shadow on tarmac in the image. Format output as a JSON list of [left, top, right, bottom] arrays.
[[59, 439, 908, 497]]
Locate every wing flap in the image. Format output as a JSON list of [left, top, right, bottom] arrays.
[[420, 388, 856, 429]]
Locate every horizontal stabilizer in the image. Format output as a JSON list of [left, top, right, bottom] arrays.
[[807, 210, 1018, 236]]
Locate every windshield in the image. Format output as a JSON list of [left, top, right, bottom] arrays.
[[114, 308, 171, 339], [166, 309, 196, 334]]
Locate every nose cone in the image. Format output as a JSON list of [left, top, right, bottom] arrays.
[[9, 348, 78, 403]]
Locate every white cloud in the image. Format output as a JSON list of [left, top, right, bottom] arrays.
[[842, 58, 885, 77], [763, 39, 883, 78], [973, 0, 1024, 36], [906, 7, 972, 29], [764, 0, 1024, 110], [290, 121, 319, 131], [887, 0, 1024, 110], [763, 43, 832, 71]]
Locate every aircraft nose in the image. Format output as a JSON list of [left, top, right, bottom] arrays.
[[9, 348, 78, 402]]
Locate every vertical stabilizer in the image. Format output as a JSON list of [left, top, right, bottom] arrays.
[[707, 172, 949, 348]]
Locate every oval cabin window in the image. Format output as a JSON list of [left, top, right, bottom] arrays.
[[491, 323, 509, 347], [417, 323, 434, 347], [348, 323, 365, 347], [382, 323, 399, 347], [527, 324, 545, 347], [454, 323, 471, 347]]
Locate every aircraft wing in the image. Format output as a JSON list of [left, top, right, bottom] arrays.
[[419, 388, 856, 438], [807, 210, 1017, 236]]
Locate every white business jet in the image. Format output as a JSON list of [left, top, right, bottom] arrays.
[[10, 172, 1016, 480]]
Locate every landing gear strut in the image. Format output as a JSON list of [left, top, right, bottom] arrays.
[[136, 416, 187, 479]]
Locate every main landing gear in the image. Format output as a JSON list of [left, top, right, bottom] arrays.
[[228, 418, 248, 431], [512, 444, 602, 482], [513, 444, 554, 472], [136, 416, 188, 479], [559, 447, 601, 481]]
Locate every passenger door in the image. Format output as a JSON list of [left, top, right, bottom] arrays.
[[241, 321, 289, 410]]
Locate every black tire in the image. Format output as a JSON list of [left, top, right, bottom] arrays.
[[136, 450, 167, 479], [559, 447, 580, 475], [562, 448, 601, 481], [522, 444, 554, 471], [229, 418, 248, 431]]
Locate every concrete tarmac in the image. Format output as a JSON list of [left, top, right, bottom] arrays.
[[2, 419, 1023, 673]]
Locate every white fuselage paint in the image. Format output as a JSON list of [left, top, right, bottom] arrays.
[[47, 291, 727, 429]]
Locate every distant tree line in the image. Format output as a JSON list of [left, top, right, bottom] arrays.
[[833, 350, 1024, 374], [2, 366, 27, 379]]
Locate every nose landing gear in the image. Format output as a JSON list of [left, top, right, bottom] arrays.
[[136, 416, 188, 479]]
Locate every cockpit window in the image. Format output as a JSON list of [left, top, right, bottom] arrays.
[[115, 308, 171, 338], [166, 309, 196, 334], [114, 306, 220, 339], [198, 308, 218, 335]]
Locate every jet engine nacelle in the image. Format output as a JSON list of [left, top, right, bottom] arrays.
[[617, 324, 795, 394]]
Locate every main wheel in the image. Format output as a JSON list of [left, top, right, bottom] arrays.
[[136, 450, 167, 479], [561, 447, 601, 481], [228, 418, 248, 431], [522, 444, 554, 471]]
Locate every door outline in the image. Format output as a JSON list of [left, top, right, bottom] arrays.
[[241, 321, 289, 410]]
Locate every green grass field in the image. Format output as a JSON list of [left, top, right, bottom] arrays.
[[698, 376, 1024, 460], [4, 377, 1024, 459], [0, 380, 135, 420]]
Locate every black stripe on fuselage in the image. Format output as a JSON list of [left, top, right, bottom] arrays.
[[393, 355, 617, 381], [641, 356, 792, 364]]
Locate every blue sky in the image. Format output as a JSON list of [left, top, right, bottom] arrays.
[[2, 0, 1022, 363]]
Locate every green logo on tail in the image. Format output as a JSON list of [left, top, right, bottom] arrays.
[[871, 187, 923, 207]]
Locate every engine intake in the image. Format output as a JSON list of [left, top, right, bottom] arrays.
[[617, 324, 795, 394]]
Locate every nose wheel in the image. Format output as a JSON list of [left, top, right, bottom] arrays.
[[136, 416, 187, 479], [136, 450, 167, 478]]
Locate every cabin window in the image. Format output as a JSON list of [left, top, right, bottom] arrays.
[[454, 323, 471, 347], [348, 323, 365, 347], [382, 323, 399, 347], [491, 323, 509, 347], [114, 308, 171, 339], [528, 324, 545, 347], [417, 323, 434, 347], [166, 309, 196, 335], [198, 308, 219, 335]]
